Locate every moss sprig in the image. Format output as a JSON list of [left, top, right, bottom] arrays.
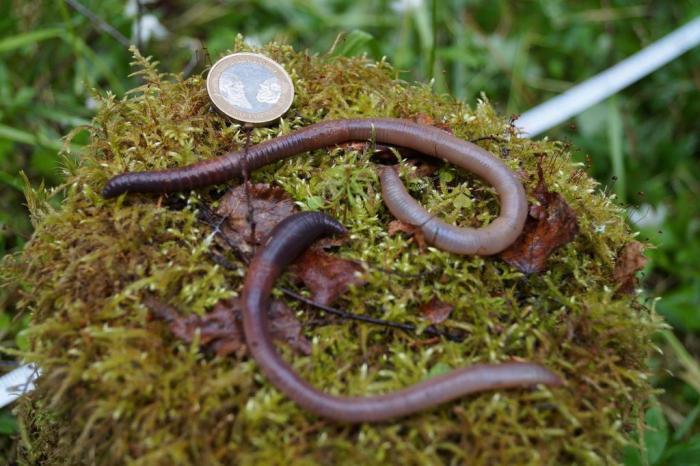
[[2, 40, 661, 465]]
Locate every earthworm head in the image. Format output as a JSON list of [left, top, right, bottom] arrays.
[[102, 176, 124, 199], [259, 212, 347, 268]]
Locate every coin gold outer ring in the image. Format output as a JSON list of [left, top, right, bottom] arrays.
[[206, 53, 295, 126]]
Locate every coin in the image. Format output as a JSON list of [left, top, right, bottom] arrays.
[[206, 53, 294, 126]]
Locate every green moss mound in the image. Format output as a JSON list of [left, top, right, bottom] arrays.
[[2, 39, 660, 465]]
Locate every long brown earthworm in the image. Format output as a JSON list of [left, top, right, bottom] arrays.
[[103, 118, 528, 255], [242, 211, 562, 423]]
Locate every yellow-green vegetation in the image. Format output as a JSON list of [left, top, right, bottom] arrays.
[[1, 39, 661, 465]]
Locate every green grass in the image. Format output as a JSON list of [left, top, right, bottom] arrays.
[[1, 0, 699, 463]]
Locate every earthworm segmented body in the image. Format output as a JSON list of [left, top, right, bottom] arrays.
[[103, 118, 528, 255], [242, 211, 562, 423]]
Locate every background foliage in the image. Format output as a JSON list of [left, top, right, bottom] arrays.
[[0, 0, 698, 464]]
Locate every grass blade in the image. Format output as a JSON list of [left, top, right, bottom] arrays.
[[0, 28, 65, 53], [607, 96, 626, 201]]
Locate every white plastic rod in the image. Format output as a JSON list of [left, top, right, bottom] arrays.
[[517, 16, 700, 137], [0, 364, 39, 408]]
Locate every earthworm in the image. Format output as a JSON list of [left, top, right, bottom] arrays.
[[103, 118, 528, 255], [242, 211, 562, 423]]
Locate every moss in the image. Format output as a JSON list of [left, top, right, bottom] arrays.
[[1, 38, 661, 465]]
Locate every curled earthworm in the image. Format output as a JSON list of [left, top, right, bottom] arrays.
[[242, 211, 562, 423], [103, 118, 528, 255]]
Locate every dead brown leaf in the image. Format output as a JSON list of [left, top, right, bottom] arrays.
[[146, 296, 311, 357], [268, 300, 312, 355], [500, 167, 579, 274], [291, 248, 366, 306], [414, 113, 453, 134], [406, 157, 441, 177], [213, 182, 361, 307], [613, 241, 647, 294], [339, 141, 372, 152], [217, 183, 297, 250], [420, 297, 454, 324], [415, 113, 435, 126], [387, 219, 427, 251]]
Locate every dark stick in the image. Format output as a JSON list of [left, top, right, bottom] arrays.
[[135, 0, 142, 52], [182, 39, 202, 79], [470, 135, 507, 144], [198, 205, 251, 264], [240, 126, 257, 247], [278, 287, 465, 342], [208, 250, 461, 341], [64, 0, 131, 47]]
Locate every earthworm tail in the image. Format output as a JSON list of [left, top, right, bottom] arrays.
[[103, 118, 528, 255], [242, 211, 562, 423]]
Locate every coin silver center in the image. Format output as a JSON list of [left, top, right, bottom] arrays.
[[218, 63, 282, 112]]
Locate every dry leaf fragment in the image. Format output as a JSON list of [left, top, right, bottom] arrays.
[[214, 183, 362, 307], [339, 141, 372, 152], [217, 183, 297, 250], [291, 248, 366, 306], [268, 300, 312, 355], [420, 297, 454, 324], [406, 157, 441, 177], [500, 167, 579, 274], [414, 113, 453, 134], [613, 241, 647, 294], [146, 297, 311, 356], [388, 219, 427, 251], [415, 113, 435, 126]]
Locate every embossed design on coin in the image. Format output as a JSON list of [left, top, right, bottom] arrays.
[[207, 53, 294, 125]]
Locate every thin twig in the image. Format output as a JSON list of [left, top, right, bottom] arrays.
[[470, 135, 507, 144], [279, 287, 465, 342], [135, 0, 142, 52], [209, 251, 463, 342], [199, 205, 251, 264], [64, 0, 131, 47], [209, 251, 243, 269], [240, 126, 257, 248], [201, 201, 464, 342], [182, 39, 203, 78]]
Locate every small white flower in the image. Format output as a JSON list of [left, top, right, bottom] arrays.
[[628, 203, 668, 229], [132, 14, 169, 43], [85, 96, 99, 110], [244, 36, 262, 48], [390, 0, 423, 13]]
